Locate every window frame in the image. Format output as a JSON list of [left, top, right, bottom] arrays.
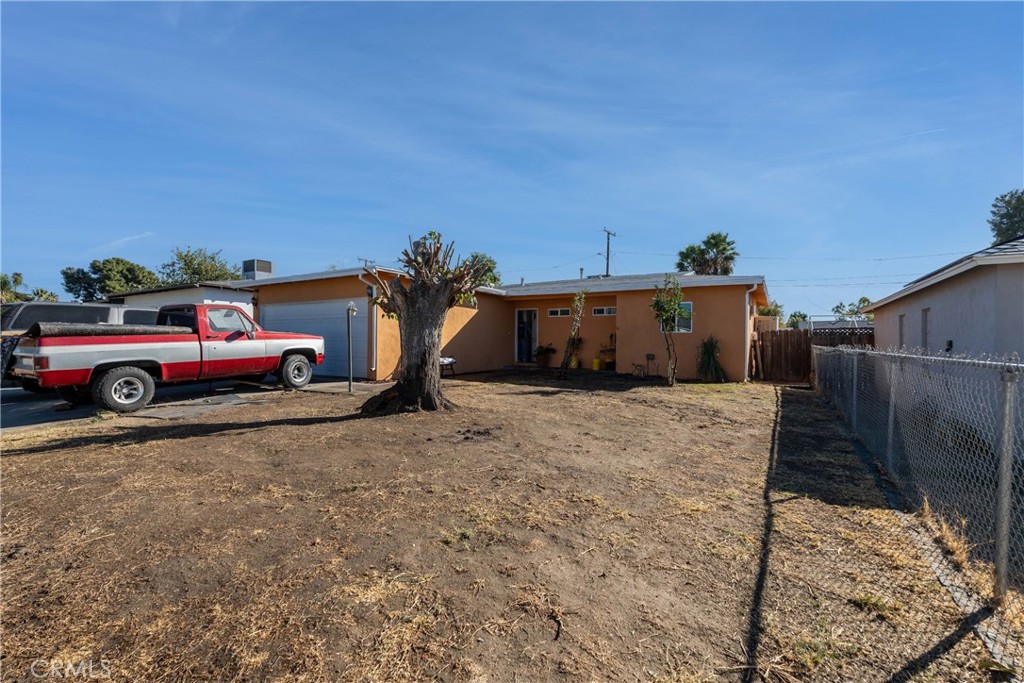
[[660, 302, 693, 333], [592, 306, 617, 316], [547, 308, 571, 317]]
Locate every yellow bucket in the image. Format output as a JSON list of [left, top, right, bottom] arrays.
[[592, 358, 602, 371]]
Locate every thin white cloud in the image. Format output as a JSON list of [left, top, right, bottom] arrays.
[[86, 231, 156, 255]]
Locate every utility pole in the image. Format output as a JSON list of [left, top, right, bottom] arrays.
[[603, 227, 616, 277]]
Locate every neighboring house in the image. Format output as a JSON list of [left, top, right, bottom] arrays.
[[862, 236, 1024, 357], [245, 268, 770, 382], [106, 281, 255, 317]]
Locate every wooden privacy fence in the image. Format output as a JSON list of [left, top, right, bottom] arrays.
[[754, 328, 874, 383]]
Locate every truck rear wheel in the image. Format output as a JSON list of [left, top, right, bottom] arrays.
[[278, 355, 312, 389], [92, 367, 156, 413]]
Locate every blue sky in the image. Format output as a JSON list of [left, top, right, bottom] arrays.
[[2, 2, 1021, 316]]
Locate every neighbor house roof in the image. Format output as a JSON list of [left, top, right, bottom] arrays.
[[107, 280, 253, 300], [862, 236, 1024, 312]]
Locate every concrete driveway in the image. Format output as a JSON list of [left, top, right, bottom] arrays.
[[0, 378, 392, 432]]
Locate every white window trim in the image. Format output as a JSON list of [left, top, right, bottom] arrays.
[[592, 306, 617, 316], [547, 308, 571, 317]]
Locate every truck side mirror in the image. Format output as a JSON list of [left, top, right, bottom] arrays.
[[246, 330, 255, 340]]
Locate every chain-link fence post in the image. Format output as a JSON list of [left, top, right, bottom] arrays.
[[885, 356, 898, 474], [851, 352, 859, 435], [995, 368, 1019, 604]]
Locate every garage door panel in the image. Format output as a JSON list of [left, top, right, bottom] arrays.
[[259, 301, 368, 378]]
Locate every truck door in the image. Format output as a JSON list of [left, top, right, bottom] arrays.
[[201, 307, 269, 377]]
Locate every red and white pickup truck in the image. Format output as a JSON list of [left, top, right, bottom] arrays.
[[12, 304, 325, 412]]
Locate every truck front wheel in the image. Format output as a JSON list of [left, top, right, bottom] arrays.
[[278, 355, 312, 389], [92, 367, 156, 413]]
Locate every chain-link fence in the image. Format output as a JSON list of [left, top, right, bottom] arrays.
[[814, 346, 1024, 670]]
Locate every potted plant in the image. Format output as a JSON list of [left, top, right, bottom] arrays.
[[534, 343, 557, 368]]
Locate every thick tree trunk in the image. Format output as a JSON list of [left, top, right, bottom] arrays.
[[361, 281, 455, 414], [662, 332, 678, 387]]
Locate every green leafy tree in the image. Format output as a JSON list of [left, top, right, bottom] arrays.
[[556, 290, 587, 379], [361, 232, 492, 414], [31, 288, 59, 302], [1, 273, 31, 303], [159, 247, 241, 285], [676, 232, 739, 275], [786, 311, 809, 328], [650, 275, 688, 386], [61, 258, 160, 301], [832, 297, 873, 321], [758, 299, 784, 318], [469, 252, 501, 287], [988, 189, 1024, 244]]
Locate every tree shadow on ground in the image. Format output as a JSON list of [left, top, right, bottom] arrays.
[[451, 369, 669, 395], [1, 412, 373, 458]]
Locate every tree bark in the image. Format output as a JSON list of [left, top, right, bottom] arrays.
[[361, 279, 456, 414], [662, 331, 678, 387]]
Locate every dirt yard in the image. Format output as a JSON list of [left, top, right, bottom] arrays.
[[0, 374, 1002, 682]]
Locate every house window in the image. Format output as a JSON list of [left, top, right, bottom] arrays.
[[592, 306, 616, 316], [661, 302, 693, 333], [898, 314, 905, 349], [921, 308, 930, 352], [548, 308, 571, 317]]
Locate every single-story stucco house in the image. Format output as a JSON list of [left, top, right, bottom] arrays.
[[862, 235, 1024, 358], [244, 268, 770, 382], [107, 281, 255, 317]]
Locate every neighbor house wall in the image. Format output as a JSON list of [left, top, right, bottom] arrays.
[[872, 264, 1023, 358], [120, 288, 254, 316], [616, 286, 751, 381]]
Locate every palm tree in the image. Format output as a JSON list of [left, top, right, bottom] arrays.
[[31, 288, 59, 302], [676, 232, 739, 275]]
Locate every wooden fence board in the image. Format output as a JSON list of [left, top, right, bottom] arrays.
[[755, 328, 874, 383]]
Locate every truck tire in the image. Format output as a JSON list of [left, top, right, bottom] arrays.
[[278, 355, 312, 389], [92, 367, 156, 413]]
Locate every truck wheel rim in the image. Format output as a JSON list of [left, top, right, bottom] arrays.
[[111, 377, 144, 404], [289, 363, 308, 383]]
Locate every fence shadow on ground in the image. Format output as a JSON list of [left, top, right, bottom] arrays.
[[742, 386, 1005, 682]]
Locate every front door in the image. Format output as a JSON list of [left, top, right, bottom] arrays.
[[515, 309, 538, 363], [202, 307, 269, 377]]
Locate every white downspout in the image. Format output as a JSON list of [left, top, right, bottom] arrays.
[[357, 271, 378, 376], [743, 284, 758, 382]]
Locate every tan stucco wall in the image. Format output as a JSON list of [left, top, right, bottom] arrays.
[[441, 294, 516, 375], [249, 273, 762, 382], [616, 285, 752, 381], [506, 295, 619, 366], [872, 263, 1024, 358]]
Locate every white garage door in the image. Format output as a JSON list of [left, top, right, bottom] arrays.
[[259, 300, 369, 378]]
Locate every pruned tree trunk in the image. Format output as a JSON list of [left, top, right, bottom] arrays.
[[361, 281, 455, 413], [359, 233, 490, 416], [556, 290, 586, 379]]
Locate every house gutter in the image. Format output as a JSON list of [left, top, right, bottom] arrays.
[[743, 284, 758, 382], [357, 271, 378, 375]]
